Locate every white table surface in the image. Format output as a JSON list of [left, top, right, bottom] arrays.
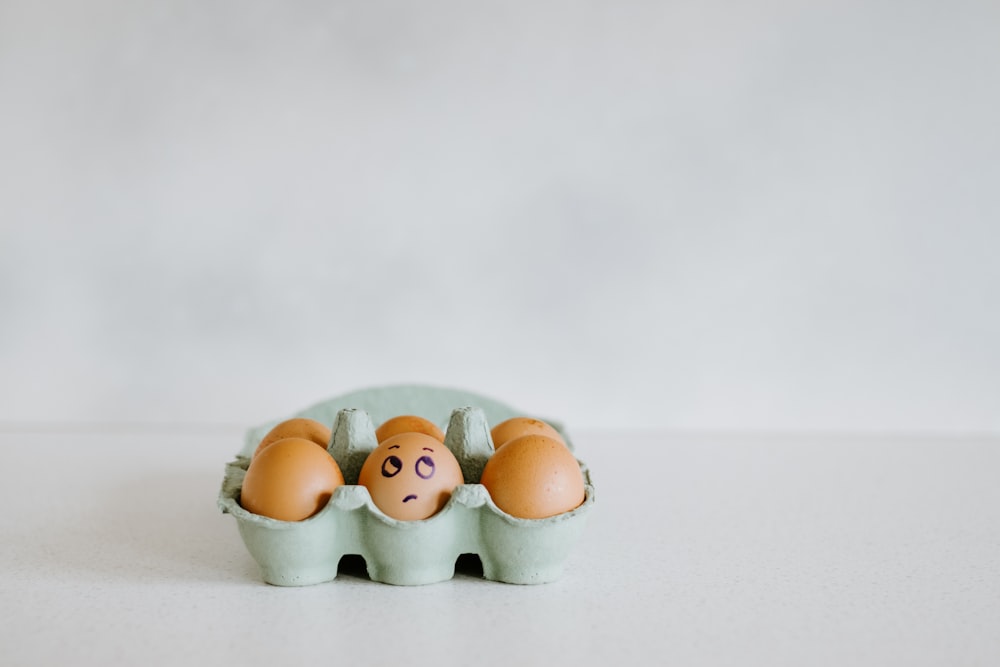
[[2, 429, 998, 666]]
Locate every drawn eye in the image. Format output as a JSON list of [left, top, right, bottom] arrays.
[[415, 456, 435, 479], [381, 455, 402, 478]]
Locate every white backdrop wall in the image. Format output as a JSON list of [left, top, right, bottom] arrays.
[[2, 0, 998, 432]]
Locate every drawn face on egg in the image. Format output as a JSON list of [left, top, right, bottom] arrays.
[[358, 432, 464, 520]]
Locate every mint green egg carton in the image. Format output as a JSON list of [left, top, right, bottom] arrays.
[[217, 385, 595, 586]]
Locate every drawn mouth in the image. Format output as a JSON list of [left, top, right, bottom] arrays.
[[403, 494, 418, 503]]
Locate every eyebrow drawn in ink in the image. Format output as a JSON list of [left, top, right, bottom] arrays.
[[422, 447, 434, 452], [388, 445, 400, 450]]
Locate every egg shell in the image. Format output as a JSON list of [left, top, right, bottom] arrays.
[[358, 432, 463, 520], [375, 415, 446, 444], [490, 416, 566, 450], [480, 435, 585, 519], [240, 437, 345, 521], [252, 417, 331, 458], [218, 385, 594, 586]]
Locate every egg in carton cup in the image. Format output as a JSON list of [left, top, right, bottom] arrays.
[[217, 385, 596, 586]]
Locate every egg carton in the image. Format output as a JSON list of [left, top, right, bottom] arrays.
[[217, 385, 595, 586]]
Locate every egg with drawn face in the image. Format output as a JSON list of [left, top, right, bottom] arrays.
[[358, 432, 464, 520]]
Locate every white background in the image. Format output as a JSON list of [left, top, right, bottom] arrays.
[[2, 0, 999, 433], [2, 5, 998, 662]]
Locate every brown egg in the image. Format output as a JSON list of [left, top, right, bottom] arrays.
[[358, 432, 463, 521], [480, 434, 585, 519], [240, 437, 345, 521], [375, 415, 446, 444], [490, 416, 565, 450], [253, 417, 331, 458]]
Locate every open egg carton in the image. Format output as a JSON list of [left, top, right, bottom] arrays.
[[218, 385, 595, 586]]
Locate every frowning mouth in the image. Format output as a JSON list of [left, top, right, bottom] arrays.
[[403, 494, 418, 503]]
